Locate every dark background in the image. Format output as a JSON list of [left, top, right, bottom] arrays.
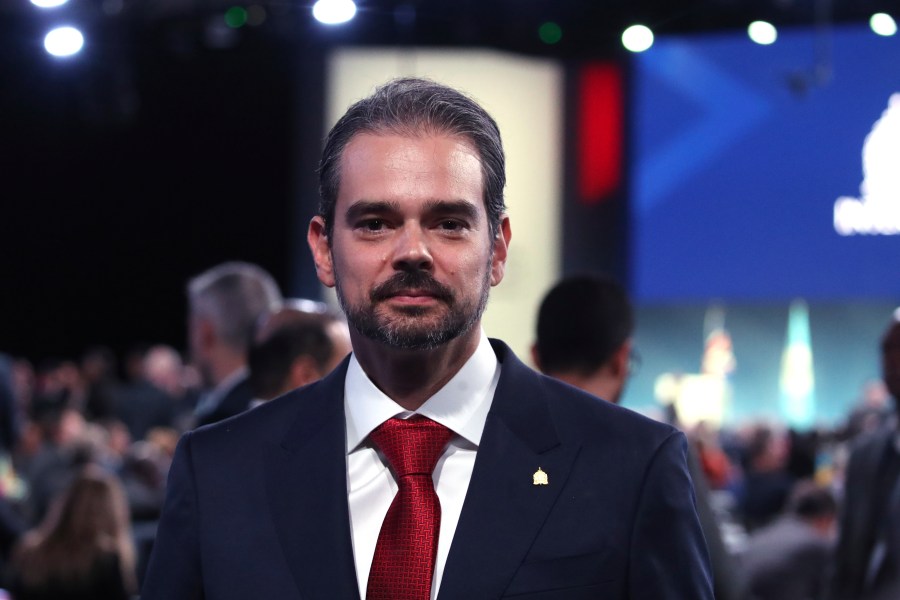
[[0, 0, 891, 362], [1, 15, 306, 361]]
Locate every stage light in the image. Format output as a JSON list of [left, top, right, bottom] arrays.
[[44, 26, 84, 57], [30, 0, 69, 8], [312, 0, 356, 25], [622, 25, 654, 53], [870, 13, 897, 36], [748, 21, 777, 45]]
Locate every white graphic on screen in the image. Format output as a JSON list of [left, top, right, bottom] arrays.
[[834, 93, 900, 236]]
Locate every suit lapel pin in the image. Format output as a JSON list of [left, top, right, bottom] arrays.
[[533, 467, 548, 486]]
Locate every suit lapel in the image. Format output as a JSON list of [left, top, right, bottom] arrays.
[[264, 361, 361, 600], [438, 341, 582, 599]]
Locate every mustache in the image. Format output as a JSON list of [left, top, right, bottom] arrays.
[[370, 271, 454, 303]]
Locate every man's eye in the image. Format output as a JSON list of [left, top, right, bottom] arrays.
[[361, 219, 384, 231], [439, 220, 464, 231]]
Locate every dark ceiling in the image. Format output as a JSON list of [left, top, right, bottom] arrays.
[[5, 0, 898, 59]]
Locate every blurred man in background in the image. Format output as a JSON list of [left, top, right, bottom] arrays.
[[187, 261, 282, 427], [828, 310, 900, 600], [533, 274, 743, 600], [532, 274, 634, 404], [248, 299, 351, 402], [740, 480, 836, 600]]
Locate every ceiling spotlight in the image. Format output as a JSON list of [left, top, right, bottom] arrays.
[[870, 13, 897, 36], [30, 0, 69, 7], [44, 26, 84, 57], [312, 0, 357, 25], [748, 21, 777, 45], [622, 25, 654, 53]]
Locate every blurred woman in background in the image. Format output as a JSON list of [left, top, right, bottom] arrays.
[[8, 465, 135, 599]]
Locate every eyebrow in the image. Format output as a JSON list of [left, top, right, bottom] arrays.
[[423, 199, 480, 222], [343, 200, 398, 225], [343, 199, 481, 224]]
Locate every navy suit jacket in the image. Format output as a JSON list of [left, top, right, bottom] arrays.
[[828, 425, 900, 600], [194, 375, 255, 429], [142, 340, 713, 599]]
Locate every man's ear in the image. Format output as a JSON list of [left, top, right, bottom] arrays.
[[530, 343, 543, 372], [611, 340, 632, 379], [196, 318, 217, 352], [308, 216, 335, 288], [490, 215, 512, 286], [289, 355, 323, 389]]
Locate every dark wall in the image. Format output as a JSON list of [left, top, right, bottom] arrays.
[[0, 17, 314, 362]]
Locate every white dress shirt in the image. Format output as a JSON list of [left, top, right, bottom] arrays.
[[344, 332, 500, 600]]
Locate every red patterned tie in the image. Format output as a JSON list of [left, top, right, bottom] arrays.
[[366, 415, 454, 600]]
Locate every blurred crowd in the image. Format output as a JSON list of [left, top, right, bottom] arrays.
[[0, 262, 351, 599], [533, 275, 900, 600], [683, 400, 891, 599], [0, 263, 897, 600]]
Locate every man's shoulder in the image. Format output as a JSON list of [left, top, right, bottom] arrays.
[[848, 422, 895, 459], [491, 338, 677, 445], [542, 372, 676, 439], [188, 376, 340, 453]]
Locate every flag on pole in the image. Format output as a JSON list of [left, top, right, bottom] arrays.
[[779, 299, 816, 429]]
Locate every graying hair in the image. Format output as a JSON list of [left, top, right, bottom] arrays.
[[187, 262, 283, 353]]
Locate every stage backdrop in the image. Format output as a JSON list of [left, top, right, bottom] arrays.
[[625, 24, 900, 426]]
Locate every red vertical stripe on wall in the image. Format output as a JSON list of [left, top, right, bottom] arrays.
[[578, 63, 623, 204]]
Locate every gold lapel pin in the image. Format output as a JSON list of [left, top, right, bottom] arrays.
[[533, 467, 548, 486]]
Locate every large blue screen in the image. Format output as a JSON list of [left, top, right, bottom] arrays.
[[631, 25, 900, 302]]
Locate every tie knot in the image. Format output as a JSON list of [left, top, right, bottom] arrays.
[[370, 415, 453, 478]]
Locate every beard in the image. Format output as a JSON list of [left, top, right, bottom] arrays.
[[336, 266, 491, 351]]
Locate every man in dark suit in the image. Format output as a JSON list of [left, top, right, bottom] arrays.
[[142, 78, 712, 599], [828, 312, 900, 600], [533, 274, 743, 600], [187, 261, 282, 427], [740, 480, 836, 600]]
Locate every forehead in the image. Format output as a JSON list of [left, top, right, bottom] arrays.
[[337, 132, 484, 206]]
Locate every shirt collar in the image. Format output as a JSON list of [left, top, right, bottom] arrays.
[[215, 365, 248, 395], [344, 331, 499, 453], [194, 366, 249, 418]]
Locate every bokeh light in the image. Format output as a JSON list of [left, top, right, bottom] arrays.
[[870, 13, 898, 37], [539, 22, 563, 45], [30, 0, 69, 8], [225, 6, 248, 28], [622, 25, 654, 53], [44, 26, 84, 57], [748, 21, 777, 45], [312, 0, 357, 25]]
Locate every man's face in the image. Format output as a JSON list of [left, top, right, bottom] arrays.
[[882, 321, 900, 402], [308, 132, 510, 351]]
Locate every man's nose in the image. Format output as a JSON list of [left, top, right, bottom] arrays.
[[391, 225, 433, 271]]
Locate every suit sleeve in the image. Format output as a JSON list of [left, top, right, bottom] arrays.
[[141, 431, 205, 600], [628, 431, 714, 600]]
